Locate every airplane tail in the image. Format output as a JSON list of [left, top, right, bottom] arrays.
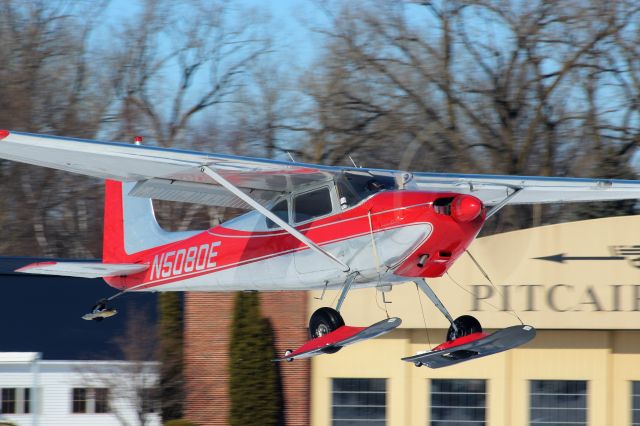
[[103, 180, 198, 263]]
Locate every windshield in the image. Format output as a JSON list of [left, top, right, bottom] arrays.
[[336, 172, 397, 207]]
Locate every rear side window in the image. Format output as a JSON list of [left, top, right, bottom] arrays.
[[266, 199, 289, 228], [294, 187, 333, 223]]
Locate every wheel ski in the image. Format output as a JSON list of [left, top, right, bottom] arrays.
[[403, 325, 536, 368], [274, 317, 401, 362]]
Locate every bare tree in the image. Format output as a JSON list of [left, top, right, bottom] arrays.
[[100, 0, 272, 231], [0, 0, 276, 254], [0, 0, 113, 257], [78, 308, 160, 426], [107, 0, 269, 147], [301, 0, 640, 229]]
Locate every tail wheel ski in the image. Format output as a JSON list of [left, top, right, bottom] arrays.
[[309, 307, 344, 354], [82, 298, 118, 321], [446, 315, 482, 341]]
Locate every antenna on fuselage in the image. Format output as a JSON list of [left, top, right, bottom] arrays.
[[348, 155, 359, 168]]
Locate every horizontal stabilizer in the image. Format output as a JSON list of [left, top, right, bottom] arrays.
[[16, 262, 148, 278]]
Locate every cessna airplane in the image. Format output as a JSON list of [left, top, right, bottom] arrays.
[[1, 129, 639, 367]]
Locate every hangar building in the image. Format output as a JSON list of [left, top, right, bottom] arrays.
[[185, 216, 640, 426]]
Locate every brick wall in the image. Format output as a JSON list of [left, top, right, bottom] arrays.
[[261, 292, 311, 425], [184, 291, 310, 426]]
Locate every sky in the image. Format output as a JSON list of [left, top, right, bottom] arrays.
[[105, 0, 324, 68]]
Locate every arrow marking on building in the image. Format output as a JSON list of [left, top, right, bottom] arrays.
[[534, 253, 625, 264]]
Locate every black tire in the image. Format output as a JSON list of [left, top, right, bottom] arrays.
[[446, 315, 482, 341], [309, 307, 345, 339]]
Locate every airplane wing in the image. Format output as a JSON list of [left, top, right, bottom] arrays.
[[1, 130, 640, 208], [409, 172, 640, 205], [0, 130, 333, 206], [16, 261, 149, 278]]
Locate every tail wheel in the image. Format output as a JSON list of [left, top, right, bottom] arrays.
[[284, 349, 294, 362], [446, 315, 482, 341], [309, 307, 345, 354], [92, 299, 107, 313]]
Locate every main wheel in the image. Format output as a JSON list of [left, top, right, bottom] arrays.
[[446, 315, 482, 341], [309, 307, 345, 339], [309, 307, 344, 354]]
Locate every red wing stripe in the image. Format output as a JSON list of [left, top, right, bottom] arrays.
[[0, 130, 10, 140]]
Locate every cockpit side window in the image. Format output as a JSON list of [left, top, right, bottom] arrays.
[[266, 199, 289, 229], [293, 187, 333, 223]]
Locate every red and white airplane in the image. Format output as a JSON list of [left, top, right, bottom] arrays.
[[1, 129, 639, 367]]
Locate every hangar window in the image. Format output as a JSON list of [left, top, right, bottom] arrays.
[[23, 388, 30, 414], [71, 387, 111, 414], [0, 388, 32, 414], [530, 380, 587, 426], [1, 388, 16, 414], [332, 378, 386, 425], [633, 382, 640, 426], [72, 388, 87, 413], [94, 388, 110, 413], [142, 387, 159, 413], [430, 379, 486, 425]]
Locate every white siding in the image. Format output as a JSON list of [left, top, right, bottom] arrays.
[[0, 354, 160, 426]]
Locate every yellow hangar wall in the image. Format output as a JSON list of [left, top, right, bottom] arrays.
[[308, 215, 640, 426]]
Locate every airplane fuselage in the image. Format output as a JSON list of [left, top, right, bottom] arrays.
[[104, 190, 486, 292]]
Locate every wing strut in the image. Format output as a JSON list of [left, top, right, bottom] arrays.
[[200, 166, 350, 272], [485, 187, 522, 219]]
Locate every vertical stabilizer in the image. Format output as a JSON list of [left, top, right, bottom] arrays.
[[103, 180, 198, 262]]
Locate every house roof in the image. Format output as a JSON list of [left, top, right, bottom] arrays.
[[0, 257, 158, 360]]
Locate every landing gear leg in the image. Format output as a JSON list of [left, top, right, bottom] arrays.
[[305, 272, 359, 354], [415, 279, 457, 332], [414, 279, 483, 340], [335, 271, 359, 312]]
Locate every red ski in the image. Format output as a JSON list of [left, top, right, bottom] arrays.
[[275, 317, 401, 362]]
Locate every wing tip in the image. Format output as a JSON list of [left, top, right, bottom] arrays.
[[15, 261, 57, 273], [0, 130, 9, 140]]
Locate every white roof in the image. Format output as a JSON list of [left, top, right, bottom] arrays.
[[0, 352, 41, 362]]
